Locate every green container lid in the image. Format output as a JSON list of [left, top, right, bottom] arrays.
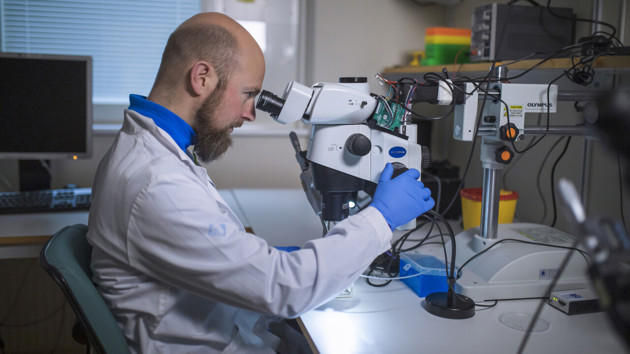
[[424, 43, 470, 65]]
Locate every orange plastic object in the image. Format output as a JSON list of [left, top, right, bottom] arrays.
[[426, 27, 472, 37]]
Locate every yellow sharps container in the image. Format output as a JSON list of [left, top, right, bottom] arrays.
[[460, 188, 519, 230]]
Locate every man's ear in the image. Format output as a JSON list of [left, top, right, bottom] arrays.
[[190, 61, 218, 96]]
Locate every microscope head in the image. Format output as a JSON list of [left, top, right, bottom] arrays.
[[256, 78, 428, 224], [256, 78, 377, 125]]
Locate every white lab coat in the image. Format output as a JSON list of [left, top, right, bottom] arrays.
[[87, 109, 393, 353]]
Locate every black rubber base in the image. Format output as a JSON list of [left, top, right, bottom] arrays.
[[424, 291, 475, 319]]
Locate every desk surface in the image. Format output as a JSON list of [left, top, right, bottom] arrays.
[[299, 273, 626, 354], [0, 189, 323, 258], [1, 189, 626, 353]]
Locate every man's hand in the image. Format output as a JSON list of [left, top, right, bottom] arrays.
[[370, 163, 435, 230]]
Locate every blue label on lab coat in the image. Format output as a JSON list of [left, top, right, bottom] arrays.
[[208, 224, 227, 236]]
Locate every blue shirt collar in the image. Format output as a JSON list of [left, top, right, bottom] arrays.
[[128, 94, 195, 152]]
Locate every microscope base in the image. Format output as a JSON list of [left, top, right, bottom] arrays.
[[451, 223, 591, 302]]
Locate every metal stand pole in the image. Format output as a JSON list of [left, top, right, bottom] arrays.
[[479, 140, 503, 239]]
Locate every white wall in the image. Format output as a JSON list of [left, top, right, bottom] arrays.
[[4, 0, 628, 235], [305, 0, 446, 86], [206, 0, 446, 188]]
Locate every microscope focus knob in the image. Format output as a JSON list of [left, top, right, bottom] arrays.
[[421, 145, 431, 169], [345, 133, 371, 156], [390, 162, 409, 178]]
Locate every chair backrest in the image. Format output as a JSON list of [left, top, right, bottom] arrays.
[[40, 224, 131, 354]]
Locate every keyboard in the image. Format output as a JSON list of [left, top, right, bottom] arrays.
[[0, 188, 92, 214]]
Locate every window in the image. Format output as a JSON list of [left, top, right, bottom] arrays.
[[1, 0, 200, 122], [204, 0, 304, 129], [1, 0, 304, 128]]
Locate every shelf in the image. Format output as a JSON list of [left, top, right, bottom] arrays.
[[382, 55, 630, 76]]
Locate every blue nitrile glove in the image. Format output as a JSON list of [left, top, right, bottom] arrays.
[[370, 163, 435, 230]]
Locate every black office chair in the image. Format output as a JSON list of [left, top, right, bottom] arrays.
[[40, 224, 130, 354]]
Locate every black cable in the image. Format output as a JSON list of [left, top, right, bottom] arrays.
[[455, 237, 590, 280], [517, 0, 543, 5], [393, 218, 434, 254], [398, 9, 607, 225], [398, 0, 518, 218], [497, 51, 588, 158], [404, 75, 457, 122], [366, 216, 437, 287], [536, 137, 567, 224], [398, 230, 432, 253], [502, 136, 532, 186], [503, 43, 589, 82], [427, 210, 456, 283], [393, 218, 435, 258], [405, 240, 448, 251], [459, 39, 600, 86], [406, 0, 518, 217], [474, 300, 499, 308], [565, 55, 596, 86], [473, 295, 549, 308], [516, 236, 581, 354], [367, 249, 405, 286], [501, 112, 543, 209], [618, 154, 628, 232], [366, 253, 397, 287], [499, 33, 616, 87], [546, 0, 617, 41], [550, 136, 572, 227], [390, 211, 456, 290], [435, 75, 492, 217], [432, 218, 450, 279], [402, 0, 608, 224], [485, 296, 548, 302], [405, 103, 455, 122], [498, 72, 562, 155], [366, 211, 459, 288], [422, 171, 442, 213], [591, 31, 624, 47], [402, 234, 446, 252]]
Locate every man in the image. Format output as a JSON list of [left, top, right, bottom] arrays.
[[87, 12, 435, 353]]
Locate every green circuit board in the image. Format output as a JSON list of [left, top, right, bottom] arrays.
[[373, 100, 406, 131]]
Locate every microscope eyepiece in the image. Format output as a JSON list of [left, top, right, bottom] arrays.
[[256, 90, 285, 117]]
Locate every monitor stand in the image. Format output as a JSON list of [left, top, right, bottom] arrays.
[[19, 160, 51, 191]]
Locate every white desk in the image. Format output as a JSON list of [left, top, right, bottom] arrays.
[[1, 189, 626, 353], [0, 189, 323, 259], [300, 277, 627, 353], [222, 189, 324, 247], [0, 211, 88, 259]]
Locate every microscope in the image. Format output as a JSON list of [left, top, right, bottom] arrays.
[[256, 77, 430, 228]]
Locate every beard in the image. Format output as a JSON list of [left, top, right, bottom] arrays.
[[192, 89, 232, 163]]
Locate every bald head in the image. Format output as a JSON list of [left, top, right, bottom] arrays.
[[148, 12, 264, 115]]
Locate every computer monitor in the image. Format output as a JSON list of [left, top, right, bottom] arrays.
[[0, 52, 92, 190]]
